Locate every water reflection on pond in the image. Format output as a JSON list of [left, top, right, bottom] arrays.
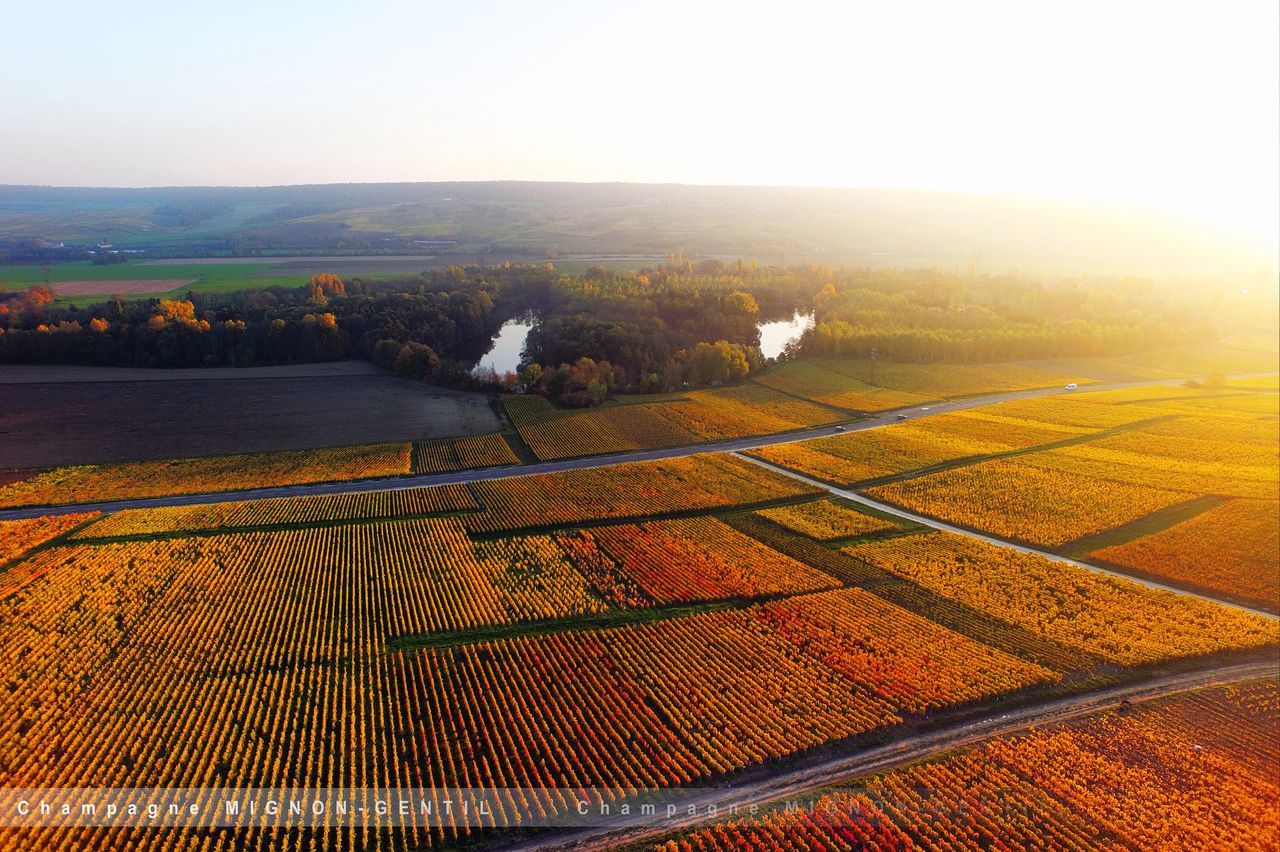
[[757, 312, 814, 359], [472, 319, 534, 376], [474, 311, 810, 376]]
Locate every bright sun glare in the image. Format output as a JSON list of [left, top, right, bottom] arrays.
[[1, 0, 1277, 251]]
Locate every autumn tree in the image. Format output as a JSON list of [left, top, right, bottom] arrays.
[[394, 342, 440, 378], [530, 357, 617, 406], [685, 340, 753, 385], [306, 273, 346, 306], [26, 285, 55, 305], [155, 300, 198, 323]]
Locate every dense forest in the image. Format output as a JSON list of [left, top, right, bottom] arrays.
[[801, 269, 1219, 361], [0, 266, 538, 383], [0, 260, 1233, 405], [517, 258, 826, 400], [514, 261, 1222, 400]]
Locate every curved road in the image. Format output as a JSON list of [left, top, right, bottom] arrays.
[[2, 372, 1274, 522], [504, 661, 1279, 851]]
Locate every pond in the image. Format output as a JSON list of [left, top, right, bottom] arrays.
[[472, 318, 534, 376], [757, 311, 814, 359]]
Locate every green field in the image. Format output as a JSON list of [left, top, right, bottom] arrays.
[[0, 260, 304, 302], [0, 260, 275, 284], [0, 255, 674, 304]]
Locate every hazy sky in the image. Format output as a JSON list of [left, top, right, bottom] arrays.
[[3, 1, 1276, 247]]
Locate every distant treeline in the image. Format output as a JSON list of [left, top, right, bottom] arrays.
[[0, 239, 91, 265], [0, 260, 1227, 405], [802, 269, 1217, 362]]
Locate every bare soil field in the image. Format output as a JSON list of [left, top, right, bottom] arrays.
[[0, 362, 500, 468], [48, 278, 196, 296]]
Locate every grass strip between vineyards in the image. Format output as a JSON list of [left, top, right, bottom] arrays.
[[387, 596, 774, 652], [1058, 494, 1228, 558], [845, 414, 1181, 490], [722, 513, 1111, 673]]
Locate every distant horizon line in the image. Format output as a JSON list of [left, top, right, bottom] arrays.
[[3, 179, 1273, 256], [0, 179, 1142, 203]]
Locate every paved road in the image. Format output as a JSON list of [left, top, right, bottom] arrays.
[[3, 373, 1274, 522], [739, 454, 1280, 621], [504, 661, 1279, 851]]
